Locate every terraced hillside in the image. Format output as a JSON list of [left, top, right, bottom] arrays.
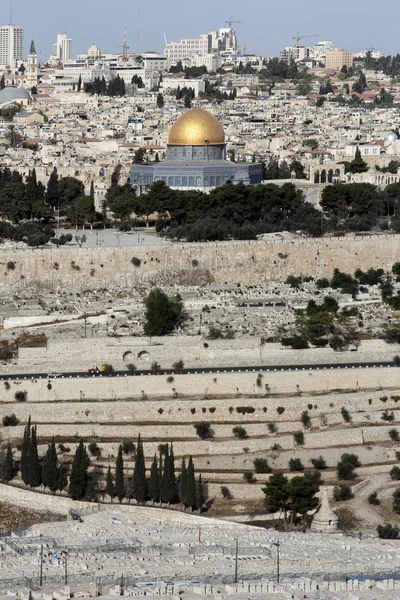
[[1, 367, 400, 526]]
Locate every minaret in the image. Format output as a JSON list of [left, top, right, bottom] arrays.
[[27, 39, 38, 90]]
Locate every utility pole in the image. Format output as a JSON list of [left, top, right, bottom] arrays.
[[272, 541, 280, 583], [64, 552, 68, 585], [39, 544, 43, 586], [234, 539, 239, 583]]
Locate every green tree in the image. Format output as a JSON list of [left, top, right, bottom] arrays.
[[156, 92, 164, 109], [196, 474, 204, 512], [20, 416, 31, 485], [337, 453, 360, 480], [67, 195, 97, 227], [160, 443, 176, 505], [2, 442, 13, 482], [106, 184, 137, 222], [185, 455, 196, 511], [115, 445, 125, 502], [77, 74, 82, 92], [68, 440, 90, 500], [106, 466, 116, 501], [148, 454, 159, 505], [288, 471, 320, 520], [144, 288, 183, 336], [45, 167, 59, 208], [263, 473, 290, 529], [179, 458, 187, 504], [42, 438, 59, 493], [132, 435, 147, 504], [28, 425, 41, 488]]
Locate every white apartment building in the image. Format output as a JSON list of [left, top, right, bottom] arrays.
[[279, 46, 309, 64], [51, 33, 72, 64], [165, 27, 237, 65], [0, 25, 23, 69], [183, 54, 223, 72], [312, 41, 334, 59]]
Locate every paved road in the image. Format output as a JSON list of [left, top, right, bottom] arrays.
[[1, 361, 398, 381]]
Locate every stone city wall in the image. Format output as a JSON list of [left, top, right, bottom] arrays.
[[0, 235, 399, 291]]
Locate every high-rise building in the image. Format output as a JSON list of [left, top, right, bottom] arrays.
[[52, 33, 72, 63], [165, 27, 237, 65], [0, 25, 23, 68]]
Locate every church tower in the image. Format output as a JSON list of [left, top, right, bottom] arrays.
[[27, 40, 38, 90]]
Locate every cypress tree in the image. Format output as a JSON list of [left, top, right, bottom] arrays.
[[132, 435, 147, 504], [148, 454, 159, 505], [42, 439, 58, 493], [20, 416, 31, 485], [57, 465, 67, 493], [179, 458, 187, 505], [161, 443, 176, 506], [45, 167, 58, 208], [90, 180, 94, 199], [77, 74, 82, 92], [68, 440, 90, 500], [115, 445, 125, 502], [196, 474, 204, 512], [106, 466, 115, 501], [185, 455, 196, 511], [28, 426, 41, 488], [3, 442, 13, 482]]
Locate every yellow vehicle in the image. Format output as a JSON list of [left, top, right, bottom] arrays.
[[100, 363, 114, 373]]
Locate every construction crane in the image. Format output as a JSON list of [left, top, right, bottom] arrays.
[[238, 43, 253, 55], [226, 18, 242, 28], [293, 32, 319, 47]]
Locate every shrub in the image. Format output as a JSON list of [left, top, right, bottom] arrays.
[[382, 410, 395, 422], [390, 466, 400, 480], [333, 485, 354, 501], [281, 335, 309, 349], [14, 390, 27, 402], [293, 431, 305, 446], [396, 451, 400, 461], [253, 458, 271, 473], [289, 458, 304, 472], [127, 363, 136, 372], [337, 453, 360, 480], [172, 359, 184, 370], [88, 442, 101, 458], [271, 443, 282, 451], [368, 492, 380, 505], [131, 257, 141, 267], [394, 355, 400, 366], [243, 470, 255, 483], [6, 261, 15, 270], [232, 426, 247, 439], [191, 259, 199, 267], [311, 456, 327, 470], [277, 406, 285, 415], [300, 410, 311, 428], [151, 361, 161, 371], [122, 441, 135, 454], [167, 376, 174, 383], [194, 422, 213, 439], [207, 326, 223, 340], [220, 485, 232, 499], [0, 346, 13, 361], [377, 524, 399, 539], [393, 489, 400, 513], [341, 407, 351, 423], [389, 428, 400, 441], [267, 422, 277, 434], [4, 381, 10, 390], [2, 414, 19, 427]]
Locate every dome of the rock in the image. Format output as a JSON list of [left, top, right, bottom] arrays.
[[168, 108, 225, 146]]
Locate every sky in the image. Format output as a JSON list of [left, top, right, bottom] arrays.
[[1, 0, 399, 60]]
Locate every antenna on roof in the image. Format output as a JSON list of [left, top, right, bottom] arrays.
[[137, 10, 140, 54], [9, 0, 12, 25]]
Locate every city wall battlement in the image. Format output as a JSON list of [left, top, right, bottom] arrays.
[[0, 235, 399, 291]]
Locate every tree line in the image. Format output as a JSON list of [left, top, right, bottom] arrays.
[[84, 75, 126, 97], [3, 423, 205, 510]]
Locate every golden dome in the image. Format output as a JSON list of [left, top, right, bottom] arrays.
[[168, 108, 225, 146]]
